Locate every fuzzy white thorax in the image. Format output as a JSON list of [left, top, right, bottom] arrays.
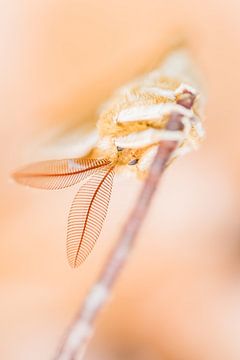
[[96, 49, 205, 173]]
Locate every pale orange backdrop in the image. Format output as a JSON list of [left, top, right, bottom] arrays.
[[1, 0, 240, 359]]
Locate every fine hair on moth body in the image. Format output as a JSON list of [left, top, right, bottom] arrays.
[[12, 48, 204, 268]]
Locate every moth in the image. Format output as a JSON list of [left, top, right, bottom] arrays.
[[13, 49, 204, 268]]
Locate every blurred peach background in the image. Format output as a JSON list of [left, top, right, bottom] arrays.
[[1, 0, 240, 359]]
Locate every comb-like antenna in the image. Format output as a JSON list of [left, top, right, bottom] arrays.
[[67, 165, 115, 267], [12, 158, 110, 190]]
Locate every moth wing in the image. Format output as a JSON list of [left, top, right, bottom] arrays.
[[67, 165, 114, 268], [12, 158, 110, 190]]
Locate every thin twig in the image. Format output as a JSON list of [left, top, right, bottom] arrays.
[[55, 134, 179, 360]]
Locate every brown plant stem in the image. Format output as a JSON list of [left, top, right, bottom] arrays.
[[54, 138, 178, 360]]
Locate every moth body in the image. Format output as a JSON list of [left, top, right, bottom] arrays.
[[12, 48, 205, 267], [87, 50, 204, 176]]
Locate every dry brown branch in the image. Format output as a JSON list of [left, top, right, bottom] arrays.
[[54, 129, 179, 360]]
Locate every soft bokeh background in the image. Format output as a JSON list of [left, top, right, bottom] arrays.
[[1, 0, 240, 359]]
